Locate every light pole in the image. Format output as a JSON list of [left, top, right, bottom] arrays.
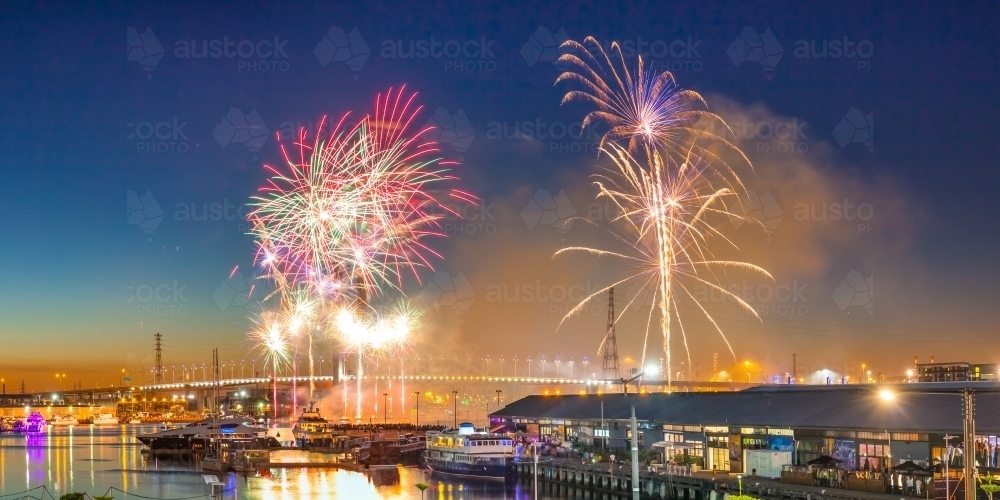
[[451, 390, 458, 428], [878, 387, 978, 500], [630, 405, 640, 500], [496, 389, 502, 407], [414, 392, 421, 425], [383, 393, 388, 423]]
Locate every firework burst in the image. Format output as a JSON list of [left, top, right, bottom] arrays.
[[556, 37, 749, 171], [245, 87, 463, 414], [249, 86, 475, 300], [555, 38, 771, 386]]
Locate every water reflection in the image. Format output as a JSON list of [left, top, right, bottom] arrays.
[[0, 427, 618, 499]]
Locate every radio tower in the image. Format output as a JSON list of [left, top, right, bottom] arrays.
[[154, 333, 163, 385], [600, 287, 620, 381]]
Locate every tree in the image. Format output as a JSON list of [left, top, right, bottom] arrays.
[[415, 483, 430, 500], [981, 473, 1000, 500]]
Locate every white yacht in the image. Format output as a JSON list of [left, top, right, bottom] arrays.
[[49, 415, 79, 426], [92, 414, 120, 425], [137, 416, 283, 452]]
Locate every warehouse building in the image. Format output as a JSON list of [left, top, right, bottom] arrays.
[[489, 382, 1000, 476]]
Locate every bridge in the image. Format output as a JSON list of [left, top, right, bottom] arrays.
[[131, 375, 754, 392], [0, 375, 755, 411]]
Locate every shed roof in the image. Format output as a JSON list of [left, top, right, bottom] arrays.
[[490, 383, 1000, 434]]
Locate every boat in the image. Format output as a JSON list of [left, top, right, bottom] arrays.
[[292, 403, 331, 448], [232, 449, 271, 472], [423, 423, 516, 480], [136, 416, 283, 452], [49, 415, 79, 426], [23, 412, 47, 433], [128, 418, 141, 424], [92, 414, 119, 425]]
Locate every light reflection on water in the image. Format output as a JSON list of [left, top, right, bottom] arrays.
[[0, 426, 605, 499]]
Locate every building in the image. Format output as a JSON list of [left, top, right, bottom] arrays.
[[489, 382, 1000, 475], [916, 362, 998, 382]]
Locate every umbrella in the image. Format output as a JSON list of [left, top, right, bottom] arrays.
[[892, 460, 928, 473], [807, 455, 844, 466]]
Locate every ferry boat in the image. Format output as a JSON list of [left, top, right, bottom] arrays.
[[423, 423, 516, 480], [92, 414, 119, 425], [49, 415, 79, 426]]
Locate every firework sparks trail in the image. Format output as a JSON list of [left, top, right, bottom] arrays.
[[245, 311, 291, 421], [335, 302, 419, 420], [244, 87, 464, 414], [555, 38, 771, 387], [249, 86, 475, 300]]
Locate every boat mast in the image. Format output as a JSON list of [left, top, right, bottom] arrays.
[[213, 347, 220, 456]]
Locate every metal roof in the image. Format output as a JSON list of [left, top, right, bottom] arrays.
[[490, 383, 1000, 434]]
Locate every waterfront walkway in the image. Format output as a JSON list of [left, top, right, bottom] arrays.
[[690, 471, 927, 500], [526, 459, 932, 500]]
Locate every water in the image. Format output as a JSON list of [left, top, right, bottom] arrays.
[[0, 426, 612, 499]]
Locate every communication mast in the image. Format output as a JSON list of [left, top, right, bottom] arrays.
[[600, 287, 621, 381], [154, 333, 163, 385]]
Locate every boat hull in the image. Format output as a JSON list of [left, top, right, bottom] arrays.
[[424, 457, 514, 480]]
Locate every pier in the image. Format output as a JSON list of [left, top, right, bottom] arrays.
[[517, 460, 923, 500]]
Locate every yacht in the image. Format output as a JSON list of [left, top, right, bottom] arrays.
[[292, 403, 331, 448], [49, 415, 79, 426], [136, 416, 283, 452], [424, 423, 516, 480], [19, 413, 47, 433], [92, 414, 120, 425]]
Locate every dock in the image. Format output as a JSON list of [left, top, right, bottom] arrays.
[[517, 460, 924, 500]]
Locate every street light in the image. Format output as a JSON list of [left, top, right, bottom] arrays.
[[413, 392, 421, 426], [383, 393, 389, 423], [451, 390, 458, 428], [877, 387, 979, 500], [495, 389, 502, 407]]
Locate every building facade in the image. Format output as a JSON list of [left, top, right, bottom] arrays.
[[490, 382, 1000, 475]]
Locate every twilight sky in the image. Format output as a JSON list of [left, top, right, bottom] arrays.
[[1, 1, 998, 390]]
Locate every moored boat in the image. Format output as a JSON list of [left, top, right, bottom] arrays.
[[292, 403, 331, 448], [23, 413, 47, 433], [136, 416, 282, 452], [49, 415, 78, 426], [423, 423, 515, 480], [92, 413, 119, 425]]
